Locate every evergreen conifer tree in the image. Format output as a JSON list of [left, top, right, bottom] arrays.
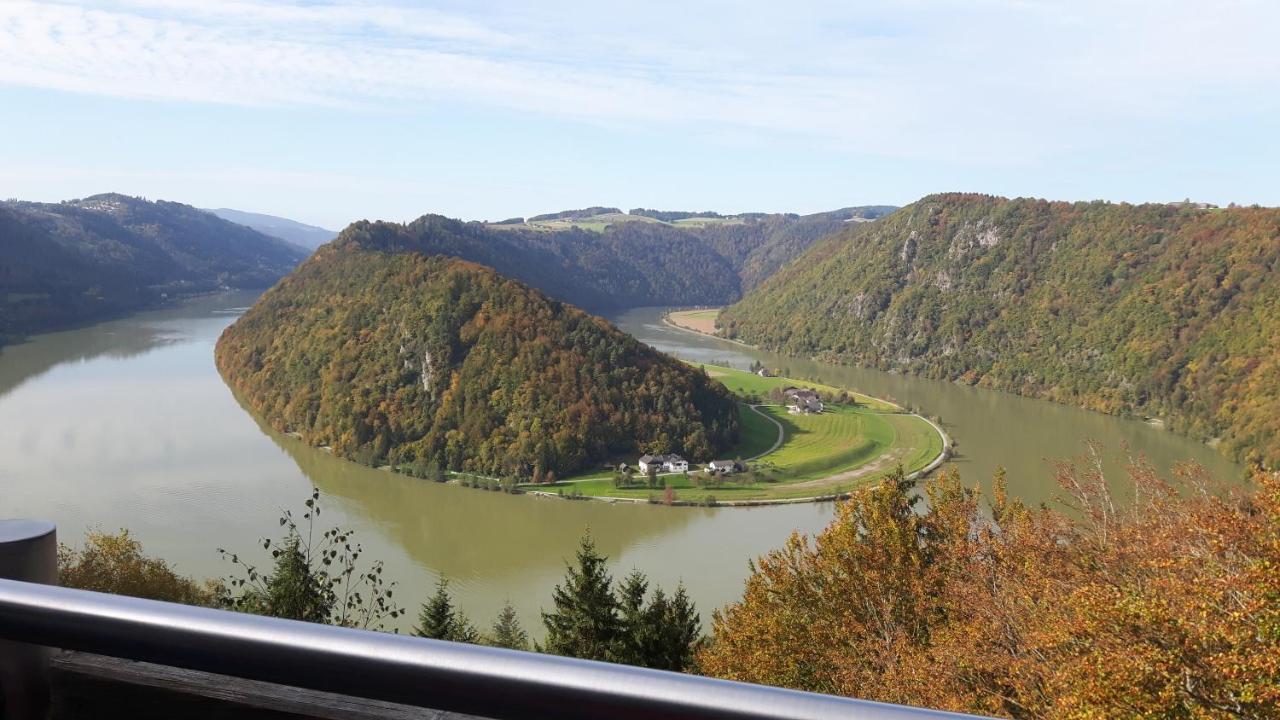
[[416, 577, 464, 640], [451, 613, 481, 644], [489, 601, 530, 650], [541, 535, 621, 660], [262, 535, 331, 623], [652, 582, 701, 671], [615, 570, 652, 665], [540, 534, 702, 670]]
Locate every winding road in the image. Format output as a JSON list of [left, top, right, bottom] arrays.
[[743, 404, 786, 460]]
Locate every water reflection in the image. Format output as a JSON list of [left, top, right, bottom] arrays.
[[235, 395, 834, 631], [248, 407, 697, 576], [0, 291, 261, 400]]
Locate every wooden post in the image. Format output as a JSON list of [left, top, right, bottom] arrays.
[[0, 520, 56, 720]]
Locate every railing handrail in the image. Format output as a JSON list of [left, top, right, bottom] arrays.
[[0, 578, 990, 720]]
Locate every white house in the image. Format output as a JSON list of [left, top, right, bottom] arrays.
[[783, 387, 824, 415], [638, 455, 660, 474], [638, 454, 688, 474], [707, 459, 745, 474]]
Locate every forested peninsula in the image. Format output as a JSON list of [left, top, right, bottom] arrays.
[[719, 194, 1280, 469], [214, 240, 741, 478]]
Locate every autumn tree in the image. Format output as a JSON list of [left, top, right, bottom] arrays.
[[698, 457, 1280, 718], [59, 530, 212, 605]]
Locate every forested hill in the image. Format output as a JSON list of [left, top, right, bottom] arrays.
[[0, 194, 308, 346], [324, 205, 895, 313], [693, 206, 897, 290], [215, 244, 741, 478], [334, 215, 740, 311], [719, 194, 1280, 469]]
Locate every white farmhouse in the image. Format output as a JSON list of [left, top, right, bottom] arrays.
[[637, 454, 688, 474], [707, 459, 745, 474], [783, 387, 824, 415]]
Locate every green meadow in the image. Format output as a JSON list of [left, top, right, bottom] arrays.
[[539, 364, 945, 503]]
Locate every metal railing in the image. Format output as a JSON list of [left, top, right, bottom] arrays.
[[0, 521, 991, 720]]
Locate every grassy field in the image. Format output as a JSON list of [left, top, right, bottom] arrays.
[[666, 308, 720, 334], [757, 404, 886, 480], [538, 364, 945, 503], [671, 217, 747, 227], [703, 364, 899, 412], [486, 212, 752, 234], [734, 402, 781, 458], [488, 213, 663, 234]]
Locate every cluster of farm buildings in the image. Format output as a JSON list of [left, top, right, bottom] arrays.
[[629, 386, 826, 475], [634, 454, 746, 476], [782, 387, 824, 414]]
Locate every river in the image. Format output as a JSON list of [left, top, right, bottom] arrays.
[[0, 294, 1241, 634]]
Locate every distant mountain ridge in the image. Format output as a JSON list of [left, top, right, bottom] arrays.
[[719, 193, 1280, 469], [335, 214, 739, 312], [206, 208, 337, 250], [0, 193, 308, 346], [327, 204, 896, 313]]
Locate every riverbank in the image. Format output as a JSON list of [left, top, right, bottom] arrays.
[[331, 362, 950, 508], [523, 364, 951, 506], [662, 308, 755, 349], [261, 313, 947, 507], [664, 308, 719, 335]]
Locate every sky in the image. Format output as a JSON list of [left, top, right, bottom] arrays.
[[1, 0, 1277, 229]]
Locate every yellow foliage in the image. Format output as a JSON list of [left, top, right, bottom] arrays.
[[58, 530, 213, 606], [699, 460, 1280, 718]]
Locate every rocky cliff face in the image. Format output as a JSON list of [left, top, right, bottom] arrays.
[[720, 193, 1280, 469]]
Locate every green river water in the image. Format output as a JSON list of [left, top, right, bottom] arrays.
[[0, 294, 1241, 633]]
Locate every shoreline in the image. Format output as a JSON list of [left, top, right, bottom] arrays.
[[660, 308, 755, 348], [274, 391, 952, 508], [666, 309, 1236, 471], [520, 410, 951, 507], [259, 317, 953, 510], [0, 286, 251, 351]]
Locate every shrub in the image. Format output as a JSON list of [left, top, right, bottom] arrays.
[[59, 530, 212, 605], [217, 488, 404, 630]]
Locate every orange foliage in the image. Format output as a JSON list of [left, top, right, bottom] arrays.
[[699, 456, 1280, 718]]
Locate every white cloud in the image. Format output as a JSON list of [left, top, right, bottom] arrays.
[[104, 0, 512, 44], [0, 0, 1277, 163]]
